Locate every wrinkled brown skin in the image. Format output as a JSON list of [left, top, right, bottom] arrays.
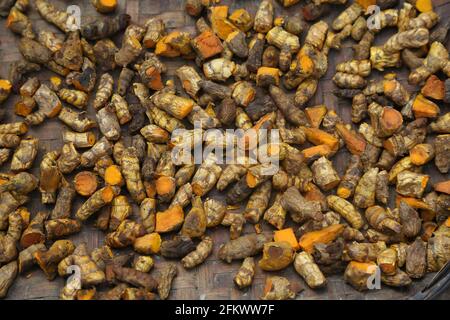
[[344, 241, 386, 263], [121, 147, 146, 204], [10, 137, 39, 172], [0, 192, 20, 231], [157, 263, 177, 300], [281, 186, 323, 223], [218, 233, 273, 263], [53, 31, 83, 71], [269, 85, 308, 126], [45, 219, 82, 240], [93, 39, 118, 71], [105, 219, 145, 249], [181, 237, 213, 269], [244, 180, 272, 224], [181, 196, 206, 238], [226, 176, 253, 205], [312, 239, 346, 275], [0, 211, 22, 264], [81, 14, 130, 40], [51, 180, 76, 219], [9, 59, 41, 93], [217, 98, 237, 126], [406, 238, 427, 279], [18, 38, 52, 65], [0, 261, 17, 298], [381, 269, 412, 287], [399, 201, 422, 238], [108, 265, 157, 290], [435, 134, 450, 174], [160, 235, 196, 259]]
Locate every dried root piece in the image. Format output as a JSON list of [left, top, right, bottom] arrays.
[[160, 235, 195, 258], [96, 104, 121, 141], [344, 261, 377, 291], [6, 7, 35, 39], [264, 193, 287, 230], [59, 108, 96, 133], [429, 113, 450, 134], [191, 153, 222, 196], [0, 172, 38, 196], [181, 196, 206, 238], [0, 261, 17, 298], [9, 136, 38, 172], [62, 131, 96, 149], [336, 59, 371, 77], [399, 201, 422, 238], [181, 236, 213, 269], [406, 238, 427, 279], [281, 186, 322, 223], [91, 0, 117, 13], [105, 220, 145, 249], [157, 263, 177, 300], [18, 243, 46, 274], [35, 0, 70, 32], [427, 235, 450, 272], [332, 2, 363, 31], [261, 276, 296, 300], [337, 155, 362, 199], [39, 151, 61, 204], [75, 186, 120, 221], [108, 264, 157, 290], [35, 240, 75, 280], [45, 218, 81, 240], [51, 179, 76, 220], [294, 251, 327, 288], [218, 233, 272, 263], [81, 14, 130, 40], [327, 195, 364, 229], [258, 241, 295, 271], [311, 156, 340, 191], [93, 73, 113, 110], [204, 198, 226, 228], [333, 72, 366, 89], [234, 257, 255, 289], [365, 206, 401, 234], [120, 147, 146, 204], [383, 28, 429, 54], [244, 180, 272, 224], [435, 134, 450, 173], [354, 167, 379, 209], [396, 170, 429, 198]]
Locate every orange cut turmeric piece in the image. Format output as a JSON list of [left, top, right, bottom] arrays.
[[274, 228, 300, 250], [335, 124, 366, 155], [305, 105, 327, 128], [298, 224, 344, 253], [434, 180, 450, 195], [155, 205, 184, 233], [302, 127, 340, 152], [412, 94, 440, 118]]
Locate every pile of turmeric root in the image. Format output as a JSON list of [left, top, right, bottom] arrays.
[[0, 0, 449, 300]]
